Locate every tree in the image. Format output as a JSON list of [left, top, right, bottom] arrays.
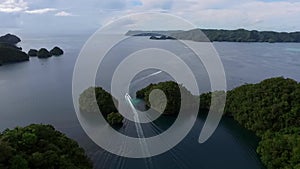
[[199, 77, 300, 169], [37, 48, 52, 58], [107, 112, 124, 125], [79, 87, 118, 117], [50, 46, 64, 56], [0, 124, 93, 169], [28, 49, 38, 57], [10, 155, 29, 169], [136, 81, 196, 115]]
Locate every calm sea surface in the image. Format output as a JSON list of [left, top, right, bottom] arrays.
[[1, 34, 300, 169]]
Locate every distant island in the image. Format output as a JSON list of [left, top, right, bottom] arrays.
[[150, 35, 176, 40], [126, 29, 300, 43], [0, 33, 21, 45], [28, 47, 64, 58], [0, 33, 64, 66], [0, 34, 29, 66]]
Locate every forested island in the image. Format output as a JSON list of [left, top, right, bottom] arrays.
[[126, 29, 300, 42], [0, 124, 92, 169], [79, 87, 124, 125], [28, 47, 64, 58], [0, 34, 29, 66], [75, 77, 300, 168], [136, 81, 197, 115], [136, 77, 300, 169], [0, 33, 64, 66]]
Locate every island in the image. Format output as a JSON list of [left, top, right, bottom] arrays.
[[0, 34, 29, 66], [79, 87, 123, 125], [0, 33, 64, 65], [126, 29, 300, 43], [150, 35, 176, 40], [28, 49, 38, 57], [136, 81, 197, 115], [0, 124, 93, 169], [37, 48, 52, 58], [0, 33, 21, 44], [137, 77, 299, 169], [77, 77, 299, 168], [29, 47, 64, 58], [107, 112, 124, 125], [50, 46, 64, 56]]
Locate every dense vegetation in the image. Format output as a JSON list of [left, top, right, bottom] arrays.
[[0, 124, 92, 169], [136, 81, 197, 115], [136, 82, 180, 115], [50, 47, 64, 56], [0, 45, 29, 66], [79, 87, 118, 117], [107, 112, 124, 125], [0, 34, 64, 65], [225, 77, 300, 135], [29, 47, 64, 58], [149, 35, 176, 40], [203, 29, 300, 42], [136, 77, 299, 168], [37, 48, 52, 58], [257, 128, 300, 169], [0, 34, 21, 45], [28, 49, 38, 57], [0, 34, 29, 65], [199, 77, 300, 169], [126, 29, 300, 42]]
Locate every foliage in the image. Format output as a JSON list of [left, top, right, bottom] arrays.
[[136, 81, 197, 115], [37, 48, 52, 58], [0, 34, 21, 45], [50, 46, 64, 56], [200, 77, 300, 169], [29, 47, 63, 58], [79, 87, 118, 117], [0, 46, 29, 65], [190, 29, 300, 42], [107, 112, 124, 125], [0, 124, 93, 169], [199, 92, 212, 110], [225, 77, 299, 136], [28, 49, 38, 57], [257, 128, 300, 169], [126, 29, 300, 42], [149, 35, 176, 40]]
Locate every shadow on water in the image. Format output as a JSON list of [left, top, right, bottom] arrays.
[[83, 100, 265, 169]]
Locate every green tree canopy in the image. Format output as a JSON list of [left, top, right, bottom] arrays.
[[0, 124, 92, 169], [200, 77, 300, 169]]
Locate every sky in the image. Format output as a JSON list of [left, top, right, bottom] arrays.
[[0, 0, 300, 35]]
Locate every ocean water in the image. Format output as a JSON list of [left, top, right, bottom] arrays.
[[1, 34, 300, 169]]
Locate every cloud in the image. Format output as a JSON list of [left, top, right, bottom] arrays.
[[1, 0, 300, 32], [135, 0, 174, 10], [25, 8, 56, 14], [99, 0, 300, 32], [55, 11, 73, 16], [0, 0, 28, 13], [149, 0, 300, 31]]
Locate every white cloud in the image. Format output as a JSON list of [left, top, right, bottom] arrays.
[[55, 11, 73, 16], [25, 8, 56, 14], [160, 0, 300, 31], [0, 0, 300, 32], [0, 0, 28, 13]]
